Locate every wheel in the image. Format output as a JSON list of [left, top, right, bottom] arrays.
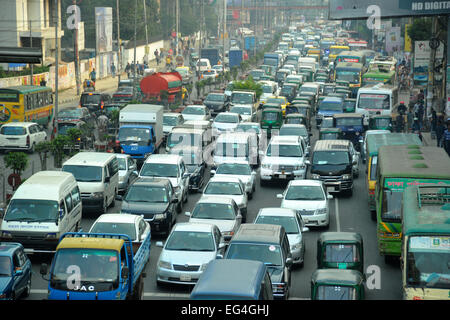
[[109, 190, 117, 208], [260, 179, 267, 187], [28, 143, 35, 154], [176, 200, 182, 213], [101, 198, 108, 214], [23, 276, 31, 298], [183, 190, 188, 203], [248, 192, 253, 200]]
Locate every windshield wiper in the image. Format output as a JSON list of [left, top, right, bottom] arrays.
[[5, 217, 38, 222]]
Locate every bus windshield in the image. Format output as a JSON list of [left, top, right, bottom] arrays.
[[335, 70, 360, 84], [358, 94, 390, 110], [406, 236, 450, 289]]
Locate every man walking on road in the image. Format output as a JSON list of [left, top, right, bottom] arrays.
[[90, 68, 97, 83], [111, 63, 116, 78], [444, 118, 450, 156], [154, 49, 160, 65]]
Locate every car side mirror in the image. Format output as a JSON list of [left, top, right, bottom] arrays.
[[352, 161, 357, 165], [302, 227, 310, 233], [251, 171, 256, 176], [305, 160, 311, 166], [327, 194, 333, 200], [185, 211, 191, 217], [171, 198, 179, 204], [218, 243, 226, 250], [285, 257, 293, 268], [276, 194, 283, 199], [40, 263, 48, 276], [121, 266, 129, 280], [210, 170, 216, 176], [105, 176, 110, 183], [156, 241, 164, 248], [216, 253, 224, 259]]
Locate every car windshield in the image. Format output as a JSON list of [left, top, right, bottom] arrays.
[[118, 127, 150, 144], [117, 87, 133, 93], [163, 116, 179, 126], [267, 98, 283, 105], [262, 85, 273, 93], [206, 94, 224, 102], [57, 123, 77, 135], [324, 244, 360, 263], [321, 118, 334, 128], [4, 199, 59, 223], [215, 114, 238, 123], [335, 118, 362, 126], [226, 243, 283, 266], [358, 94, 390, 110], [0, 126, 26, 135], [266, 144, 302, 157], [230, 106, 251, 115], [316, 285, 356, 300], [176, 68, 188, 76], [50, 249, 119, 291], [319, 101, 343, 111], [81, 94, 101, 104], [313, 151, 350, 165], [263, 112, 279, 121], [167, 133, 202, 148], [0, 256, 11, 277], [285, 185, 325, 200], [236, 124, 260, 134], [62, 165, 102, 182], [204, 182, 243, 195], [281, 87, 294, 95], [255, 215, 299, 234], [165, 231, 215, 251], [279, 127, 307, 137], [58, 109, 82, 119], [231, 92, 252, 104], [183, 107, 205, 115], [124, 185, 168, 203], [381, 189, 403, 222], [90, 222, 137, 241], [335, 71, 360, 84], [117, 157, 127, 170], [216, 163, 251, 175], [192, 203, 236, 220], [140, 163, 178, 178], [215, 142, 249, 157], [300, 87, 316, 94]]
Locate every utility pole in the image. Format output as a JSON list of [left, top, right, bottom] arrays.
[[133, 0, 137, 94], [54, 0, 59, 135], [427, 16, 439, 119], [176, 0, 179, 56], [117, 0, 121, 82], [143, 0, 149, 63], [29, 20, 34, 85], [223, 0, 226, 64], [73, 0, 80, 95]]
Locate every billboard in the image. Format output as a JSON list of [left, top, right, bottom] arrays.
[[95, 7, 113, 53], [329, 0, 450, 20], [385, 27, 402, 53], [413, 40, 444, 84]]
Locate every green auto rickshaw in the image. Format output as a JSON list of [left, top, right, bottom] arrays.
[[296, 94, 316, 113], [311, 269, 365, 300], [319, 127, 343, 140], [335, 80, 350, 88], [261, 107, 283, 139], [317, 232, 364, 274], [298, 70, 313, 82], [289, 104, 311, 124], [285, 113, 309, 130], [343, 98, 356, 113], [261, 102, 282, 111], [368, 114, 393, 132]]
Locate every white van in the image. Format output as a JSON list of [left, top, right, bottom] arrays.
[[213, 132, 258, 169], [0, 171, 82, 253], [62, 152, 119, 214], [197, 58, 211, 74], [355, 84, 398, 125]]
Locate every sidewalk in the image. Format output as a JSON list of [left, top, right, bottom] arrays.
[[57, 58, 165, 105]]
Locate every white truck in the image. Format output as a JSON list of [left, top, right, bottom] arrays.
[[118, 104, 164, 166]]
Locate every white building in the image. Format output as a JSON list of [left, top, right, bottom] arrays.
[[0, 0, 64, 66]]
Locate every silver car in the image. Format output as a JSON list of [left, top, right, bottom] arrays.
[[254, 207, 309, 267], [202, 176, 248, 222], [156, 223, 226, 286], [186, 197, 242, 242], [116, 154, 138, 194], [210, 162, 256, 199]]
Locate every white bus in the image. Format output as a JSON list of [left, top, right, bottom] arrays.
[[355, 84, 398, 125]]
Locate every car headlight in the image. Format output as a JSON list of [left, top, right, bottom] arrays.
[[45, 233, 59, 240], [158, 260, 172, 270], [311, 174, 320, 179], [173, 186, 180, 194], [315, 208, 327, 215], [291, 243, 302, 251], [342, 174, 352, 180], [154, 212, 166, 220], [1, 231, 12, 239], [92, 192, 104, 198], [261, 163, 271, 170], [200, 263, 209, 271]]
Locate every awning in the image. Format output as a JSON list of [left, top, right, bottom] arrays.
[[0, 47, 42, 63]]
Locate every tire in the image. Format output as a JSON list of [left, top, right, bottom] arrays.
[[101, 198, 108, 214], [260, 179, 267, 187], [23, 276, 31, 298], [109, 190, 117, 208], [176, 200, 182, 214], [28, 143, 35, 154]]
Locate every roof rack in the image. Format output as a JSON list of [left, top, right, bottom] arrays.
[[417, 185, 450, 208]]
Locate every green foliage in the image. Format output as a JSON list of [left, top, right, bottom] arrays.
[[51, 135, 70, 168], [35, 141, 52, 171], [3, 152, 28, 176], [231, 78, 263, 100], [231, 67, 239, 81], [0, 65, 50, 79], [408, 18, 433, 43]]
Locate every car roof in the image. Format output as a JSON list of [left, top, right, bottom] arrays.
[[144, 154, 182, 164], [257, 207, 297, 217], [1, 122, 36, 127], [163, 113, 182, 117], [269, 135, 302, 144], [93, 213, 140, 224], [208, 176, 243, 184], [115, 154, 131, 159], [197, 196, 237, 206], [231, 223, 284, 244], [319, 232, 363, 243], [281, 124, 307, 129], [172, 222, 215, 233], [288, 179, 323, 187], [132, 177, 172, 188], [0, 242, 23, 256], [322, 97, 343, 103], [313, 139, 351, 151]]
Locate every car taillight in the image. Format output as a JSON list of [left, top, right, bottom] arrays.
[[26, 135, 30, 146], [116, 140, 120, 145], [101, 102, 104, 109]]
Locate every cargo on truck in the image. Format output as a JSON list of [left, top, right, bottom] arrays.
[[140, 72, 183, 105], [40, 231, 150, 300], [200, 48, 220, 67], [117, 104, 163, 166], [229, 49, 243, 69]]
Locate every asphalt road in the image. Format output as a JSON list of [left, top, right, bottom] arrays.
[[23, 113, 402, 301]]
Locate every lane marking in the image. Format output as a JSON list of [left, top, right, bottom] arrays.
[[335, 197, 340, 232]]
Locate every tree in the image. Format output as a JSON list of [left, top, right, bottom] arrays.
[[51, 135, 70, 168], [35, 141, 52, 171], [407, 18, 433, 43], [3, 152, 28, 190], [232, 78, 263, 100]]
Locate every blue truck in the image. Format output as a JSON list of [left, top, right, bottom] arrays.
[[228, 49, 243, 69], [200, 48, 220, 67], [263, 52, 280, 70], [244, 36, 256, 53], [40, 232, 151, 300], [118, 104, 163, 167]]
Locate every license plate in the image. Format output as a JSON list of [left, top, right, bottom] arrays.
[[327, 187, 337, 193], [180, 274, 191, 282], [279, 174, 286, 179], [303, 218, 309, 223]]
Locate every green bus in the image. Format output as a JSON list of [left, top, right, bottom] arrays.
[[375, 145, 450, 262], [334, 62, 364, 98], [362, 70, 396, 87], [401, 184, 450, 300], [365, 133, 422, 218]]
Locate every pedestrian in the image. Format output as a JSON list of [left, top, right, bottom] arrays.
[[40, 77, 47, 87], [412, 117, 422, 141], [407, 105, 414, 131], [430, 108, 437, 138], [90, 68, 96, 83], [154, 49, 160, 65], [397, 101, 407, 115], [436, 116, 445, 147], [444, 118, 450, 156], [110, 62, 116, 78], [418, 89, 425, 102], [417, 101, 425, 129], [125, 62, 131, 78]]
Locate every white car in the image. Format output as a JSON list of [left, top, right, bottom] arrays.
[[0, 122, 47, 153], [212, 65, 226, 74], [236, 122, 264, 149], [181, 105, 211, 122], [260, 135, 307, 186], [202, 176, 248, 222], [259, 81, 279, 105], [254, 207, 309, 267], [116, 154, 138, 194], [211, 161, 256, 199], [277, 180, 332, 228], [201, 69, 218, 80], [163, 113, 184, 138], [186, 197, 242, 242], [88, 213, 151, 244], [156, 223, 226, 286], [229, 105, 255, 122], [212, 112, 241, 136]]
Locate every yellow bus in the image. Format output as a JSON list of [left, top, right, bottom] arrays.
[[0, 85, 54, 127], [328, 45, 350, 62]]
